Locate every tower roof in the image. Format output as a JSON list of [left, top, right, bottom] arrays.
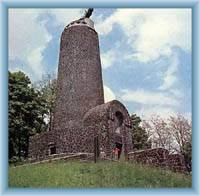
[[66, 18, 94, 30]]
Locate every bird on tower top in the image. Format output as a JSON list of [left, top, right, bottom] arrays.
[[66, 8, 94, 29], [83, 8, 93, 18]]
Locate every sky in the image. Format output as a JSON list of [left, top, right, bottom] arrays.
[[8, 8, 192, 119]]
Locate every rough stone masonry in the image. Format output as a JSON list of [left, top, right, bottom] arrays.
[[29, 16, 133, 161]]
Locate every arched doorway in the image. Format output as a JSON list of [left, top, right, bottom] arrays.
[[114, 111, 124, 159]]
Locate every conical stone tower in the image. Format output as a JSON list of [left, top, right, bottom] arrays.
[[52, 18, 104, 131]]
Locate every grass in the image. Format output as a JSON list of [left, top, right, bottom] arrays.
[[9, 160, 192, 188]]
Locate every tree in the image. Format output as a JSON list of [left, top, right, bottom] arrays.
[[142, 115, 174, 152], [168, 115, 192, 171], [34, 73, 57, 131], [142, 114, 192, 171], [168, 115, 191, 152], [130, 114, 151, 150], [9, 71, 47, 160]]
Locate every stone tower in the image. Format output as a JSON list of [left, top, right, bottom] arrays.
[[53, 18, 104, 130], [29, 16, 133, 161]]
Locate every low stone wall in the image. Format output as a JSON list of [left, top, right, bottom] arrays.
[[23, 153, 94, 166], [128, 148, 187, 173], [167, 154, 187, 172]]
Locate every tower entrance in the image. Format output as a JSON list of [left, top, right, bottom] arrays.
[[113, 111, 124, 159]]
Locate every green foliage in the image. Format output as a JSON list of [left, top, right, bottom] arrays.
[[34, 74, 57, 131], [130, 114, 151, 150], [9, 161, 191, 188], [9, 71, 47, 159]]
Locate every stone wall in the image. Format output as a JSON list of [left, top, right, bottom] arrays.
[[29, 100, 133, 161], [128, 148, 187, 173], [83, 100, 133, 156], [29, 126, 95, 160], [167, 154, 187, 172]]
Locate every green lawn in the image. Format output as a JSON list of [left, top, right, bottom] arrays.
[[9, 160, 192, 188]]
